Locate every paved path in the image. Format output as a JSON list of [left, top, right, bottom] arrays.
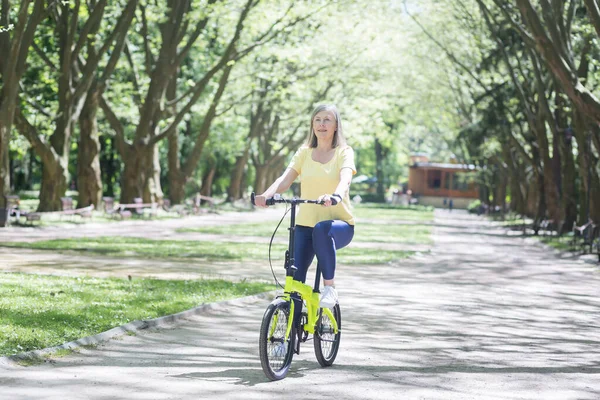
[[2, 210, 600, 399]]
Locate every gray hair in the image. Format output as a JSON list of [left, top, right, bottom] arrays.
[[306, 104, 347, 148]]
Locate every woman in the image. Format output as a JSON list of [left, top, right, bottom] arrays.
[[255, 104, 356, 308]]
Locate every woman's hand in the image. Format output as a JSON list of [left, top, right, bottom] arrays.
[[254, 194, 269, 208], [317, 193, 341, 207]]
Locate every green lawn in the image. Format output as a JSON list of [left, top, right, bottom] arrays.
[[353, 204, 434, 221], [0, 237, 417, 265], [0, 273, 273, 357], [177, 222, 432, 244]]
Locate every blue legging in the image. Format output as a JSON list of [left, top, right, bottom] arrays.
[[293, 220, 354, 283]]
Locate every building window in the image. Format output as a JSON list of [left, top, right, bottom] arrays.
[[427, 170, 442, 189]]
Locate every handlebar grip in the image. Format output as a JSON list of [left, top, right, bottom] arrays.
[[251, 192, 276, 206]]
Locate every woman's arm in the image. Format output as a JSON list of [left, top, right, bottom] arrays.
[[318, 167, 353, 207], [255, 168, 299, 207], [334, 168, 353, 197]]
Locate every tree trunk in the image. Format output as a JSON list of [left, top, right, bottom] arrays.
[[77, 86, 102, 207], [120, 147, 146, 204], [200, 159, 216, 198], [572, 112, 600, 224], [143, 143, 163, 203], [555, 126, 576, 233], [375, 138, 385, 200], [38, 157, 68, 211], [0, 121, 10, 208], [99, 136, 117, 197], [254, 164, 269, 195], [228, 145, 251, 201], [0, 0, 46, 207], [533, 112, 563, 224], [167, 120, 185, 204]]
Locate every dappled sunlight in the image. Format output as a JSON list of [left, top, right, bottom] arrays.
[[3, 209, 600, 398]]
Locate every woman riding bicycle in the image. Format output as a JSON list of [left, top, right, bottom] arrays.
[[254, 104, 356, 309]]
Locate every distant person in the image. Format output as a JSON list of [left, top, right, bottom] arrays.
[[449, 199, 453, 212]]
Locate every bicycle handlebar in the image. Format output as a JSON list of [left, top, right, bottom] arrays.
[[251, 192, 336, 206]]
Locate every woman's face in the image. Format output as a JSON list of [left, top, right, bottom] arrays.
[[312, 110, 337, 144]]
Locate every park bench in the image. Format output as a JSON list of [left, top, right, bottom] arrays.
[[22, 199, 94, 225], [103, 197, 131, 219], [59, 197, 94, 220], [192, 193, 218, 214], [572, 219, 597, 254], [118, 197, 158, 219], [2, 195, 21, 226], [161, 198, 189, 216], [538, 219, 557, 237]]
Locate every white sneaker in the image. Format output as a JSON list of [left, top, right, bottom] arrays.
[[319, 286, 338, 308]]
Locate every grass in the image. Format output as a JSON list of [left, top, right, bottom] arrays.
[[177, 222, 432, 244], [353, 204, 434, 221], [176, 202, 434, 244], [0, 237, 417, 265], [0, 272, 273, 357]]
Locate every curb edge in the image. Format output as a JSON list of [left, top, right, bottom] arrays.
[[0, 290, 277, 369]]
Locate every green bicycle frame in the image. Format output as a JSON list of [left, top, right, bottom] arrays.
[[281, 276, 338, 341], [274, 196, 339, 343]]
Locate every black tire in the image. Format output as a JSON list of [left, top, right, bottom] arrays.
[[259, 299, 295, 380], [314, 303, 341, 367]]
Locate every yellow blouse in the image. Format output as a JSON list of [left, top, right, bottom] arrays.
[[288, 145, 357, 227]]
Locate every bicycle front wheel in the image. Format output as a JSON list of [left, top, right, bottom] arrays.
[[314, 303, 341, 367], [259, 299, 295, 380]]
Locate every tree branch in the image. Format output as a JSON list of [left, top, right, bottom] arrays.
[[138, 3, 154, 73], [179, 63, 234, 177], [174, 0, 219, 64], [14, 108, 57, 164], [72, 0, 106, 60], [99, 95, 129, 154], [404, 0, 490, 93], [583, 0, 600, 39], [31, 40, 57, 70]]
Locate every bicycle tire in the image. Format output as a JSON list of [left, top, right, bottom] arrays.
[[314, 303, 341, 367], [259, 299, 295, 380]]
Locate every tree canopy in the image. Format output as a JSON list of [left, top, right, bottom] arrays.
[[1, 0, 599, 228]]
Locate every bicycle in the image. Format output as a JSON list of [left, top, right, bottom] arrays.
[[252, 192, 342, 381]]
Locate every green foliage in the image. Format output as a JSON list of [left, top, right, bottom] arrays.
[[6, 0, 494, 206]]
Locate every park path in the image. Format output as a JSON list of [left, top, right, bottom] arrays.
[[2, 210, 600, 399], [0, 208, 429, 281]]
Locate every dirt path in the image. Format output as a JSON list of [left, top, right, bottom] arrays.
[[1, 210, 600, 399]]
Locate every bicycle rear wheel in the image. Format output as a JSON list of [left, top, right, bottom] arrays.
[[314, 303, 341, 367], [259, 299, 295, 380]]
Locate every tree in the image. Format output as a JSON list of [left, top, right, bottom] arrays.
[[0, 0, 46, 207], [15, 0, 136, 211]]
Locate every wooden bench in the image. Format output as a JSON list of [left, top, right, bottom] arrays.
[[59, 197, 94, 220], [103, 197, 131, 219], [118, 197, 157, 218], [3, 195, 21, 226], [192, 193, 218, 214], [572, 219, 597, 253], [24, 212, 42, 224]]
